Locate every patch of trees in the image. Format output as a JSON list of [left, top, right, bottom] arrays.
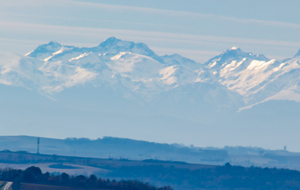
[[104, 163, 300, 190], [0, 166, 172, 190]]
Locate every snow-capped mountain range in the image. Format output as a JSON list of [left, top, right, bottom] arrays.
[[1, 37, 300, 110], [2, 37, 300, 150]]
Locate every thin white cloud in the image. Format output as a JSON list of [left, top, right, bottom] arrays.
[[1, 0, 300, 29], [0, 38, 44, 45], [0, 12, 181, 29], [1, 20, 300, 49], [64, 1, 300, 28]]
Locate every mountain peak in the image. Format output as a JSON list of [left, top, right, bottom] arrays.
[[226, 47, 242, 53], [222, 47, 269, 61], [47, 41, 61, 46], [294, 49, 300, 57], [204, 47, 269, 68], [97, 36, 134, 51], [26, 41, 62, 58], [96, 37, 163, 62], [100, 36, 120, 45], [230, 46, 240, 50], [220, 47, 245, 58]]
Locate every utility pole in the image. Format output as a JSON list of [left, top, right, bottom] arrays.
[[37, 137, 40, 154]]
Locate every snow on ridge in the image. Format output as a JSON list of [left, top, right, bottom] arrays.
[[111, 52, 128, 61], [272, 63, 286, 72], [246, 59, 275, 70], [107, 53, 137, 73], [219, 59, 277, 96], [219, 58, 246, 78], [25, 50, 34, 56], [69, 53, 90, 62], [0, 50, 98, 94], [64, 67, 97, 88], [159, 65, 177, 85], [208, 61, 217, 69], [44, 47, 65, 61], [38, 63, 98, 94]]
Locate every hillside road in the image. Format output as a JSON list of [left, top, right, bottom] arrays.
[[3, 182, 12, 190]]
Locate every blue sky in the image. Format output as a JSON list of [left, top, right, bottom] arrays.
[[1, 0, 300, 62]]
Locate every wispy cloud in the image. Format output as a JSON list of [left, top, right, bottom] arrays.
[[2, 0, 300, 29], [1, 20, 300, 48], [0, 12, 181, 29], [64, 1, 300, 29]]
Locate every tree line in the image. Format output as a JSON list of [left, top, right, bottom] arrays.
[[105, 162, 300, 190], [0, 166, 172, 190]]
